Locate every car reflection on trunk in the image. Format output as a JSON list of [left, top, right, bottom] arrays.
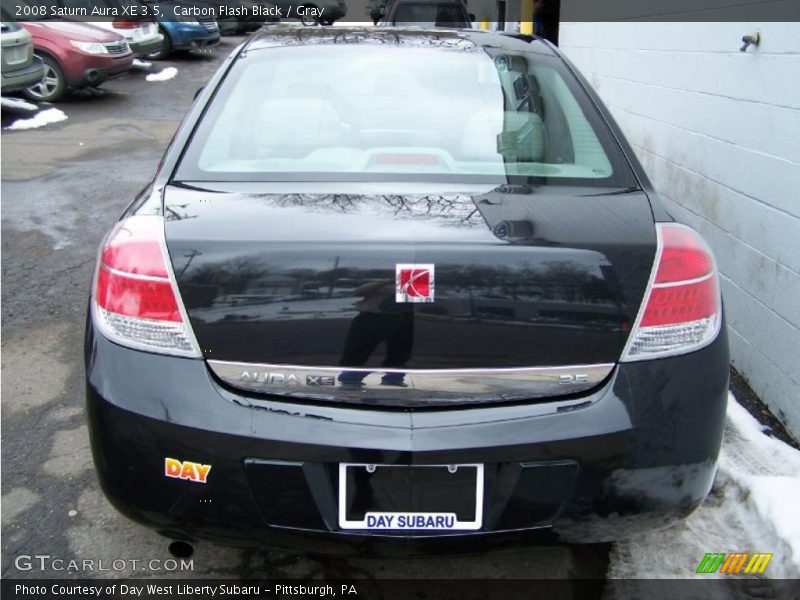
[[338, 280, 414, 388]]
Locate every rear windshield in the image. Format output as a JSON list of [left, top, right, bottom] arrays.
[[176, 43, 637, 187]]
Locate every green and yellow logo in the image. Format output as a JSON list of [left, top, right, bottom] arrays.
[[697, 552, 773, 575]]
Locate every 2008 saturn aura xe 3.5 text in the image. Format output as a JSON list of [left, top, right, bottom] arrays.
[[85, 27, 729, 552]]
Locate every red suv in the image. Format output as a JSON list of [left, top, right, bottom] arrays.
[[20, 21, 134, 102]]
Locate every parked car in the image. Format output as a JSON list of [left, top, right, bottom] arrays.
[[270, 0, 347, 25], [139, 0, 220, 60], [193, 0, 280, 34], [44, 0, 164, 56], [19, 21, 133, 102], [374, 0, 473, 27], [1, 20, 44, 95], [86, 27, 729, 552]]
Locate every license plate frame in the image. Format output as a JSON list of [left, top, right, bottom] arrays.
[[337, 463, 484, 531], [4, 46, 27, 65]]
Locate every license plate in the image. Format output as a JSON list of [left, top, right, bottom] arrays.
[[338, 464, 484, 531], [131, 25, 155, 41], [3, 45, 27, 65]]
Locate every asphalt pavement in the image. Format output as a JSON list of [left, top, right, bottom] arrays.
[[0, 35, 611, 584]]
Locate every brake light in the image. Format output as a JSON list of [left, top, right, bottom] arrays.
[[112, 19, 143, 29], [621, 223, 722, 361], [92, 216, 200, 357]]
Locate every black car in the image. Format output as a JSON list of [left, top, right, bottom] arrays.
[[267, 0, 347, 25], [196, 0, 280, 34], [374, 0, 473, 27], [85, 27, 729, 553]]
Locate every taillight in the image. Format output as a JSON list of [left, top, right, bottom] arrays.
[[112, 19, 142, 29], [92, 215, 200, 357], [621, 223, 722, 361]]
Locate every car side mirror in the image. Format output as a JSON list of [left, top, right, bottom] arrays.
[[194, 87, 203, 100]]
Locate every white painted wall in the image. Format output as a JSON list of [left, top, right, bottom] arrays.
[[559, 22, 800, 437]]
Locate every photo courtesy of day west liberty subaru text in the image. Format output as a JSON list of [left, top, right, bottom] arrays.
[[11, 583, 355, 597]]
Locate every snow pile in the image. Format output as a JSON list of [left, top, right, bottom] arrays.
[[607, 394, 800, 579], [132, 59, 152, 69], [146, 67, 177, 82], [722, 398, 800, 571], [1, 97, 38, 111], [5, 108, 67, 131]]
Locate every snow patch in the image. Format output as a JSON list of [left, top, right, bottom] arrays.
[[1, 97, 38, 111], [723, 397, 800, 572], [5, 108, 67, 131], [146, 67, 177, 82], [132, 59, 152, 69], [607, 394, 800, 579]]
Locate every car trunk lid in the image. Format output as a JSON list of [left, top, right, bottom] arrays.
[[164, 183, 656, 405]]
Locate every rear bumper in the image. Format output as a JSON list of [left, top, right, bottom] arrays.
[[62, 52, 133, 88], [216, 19, 240, 35], [1, 56, 44, 92], [165, 24, 220, 50], [128, 35, 164, 57], [85, 318, 729, 553]]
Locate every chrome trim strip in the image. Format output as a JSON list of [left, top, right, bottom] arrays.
[[158, 216, 203, 358], [100, 264, 170, 282], [207, 360, 615, 407], [653, 271, 714, 288], [619, 222, 663, 361], [208, 360, 616, 376]]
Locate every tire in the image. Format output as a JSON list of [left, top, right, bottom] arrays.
[[298, 5, 320, 26], [146, 28, 171, 60], [23, 54, 66, 103]]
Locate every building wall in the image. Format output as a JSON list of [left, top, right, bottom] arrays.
[[468, 0, 522, 31], [559, 22, 800, 437], [351, 0, 521, 29], [426, 0, 515, 31]]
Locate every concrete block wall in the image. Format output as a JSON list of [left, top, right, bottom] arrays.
[[559, 22, 800, 438]]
